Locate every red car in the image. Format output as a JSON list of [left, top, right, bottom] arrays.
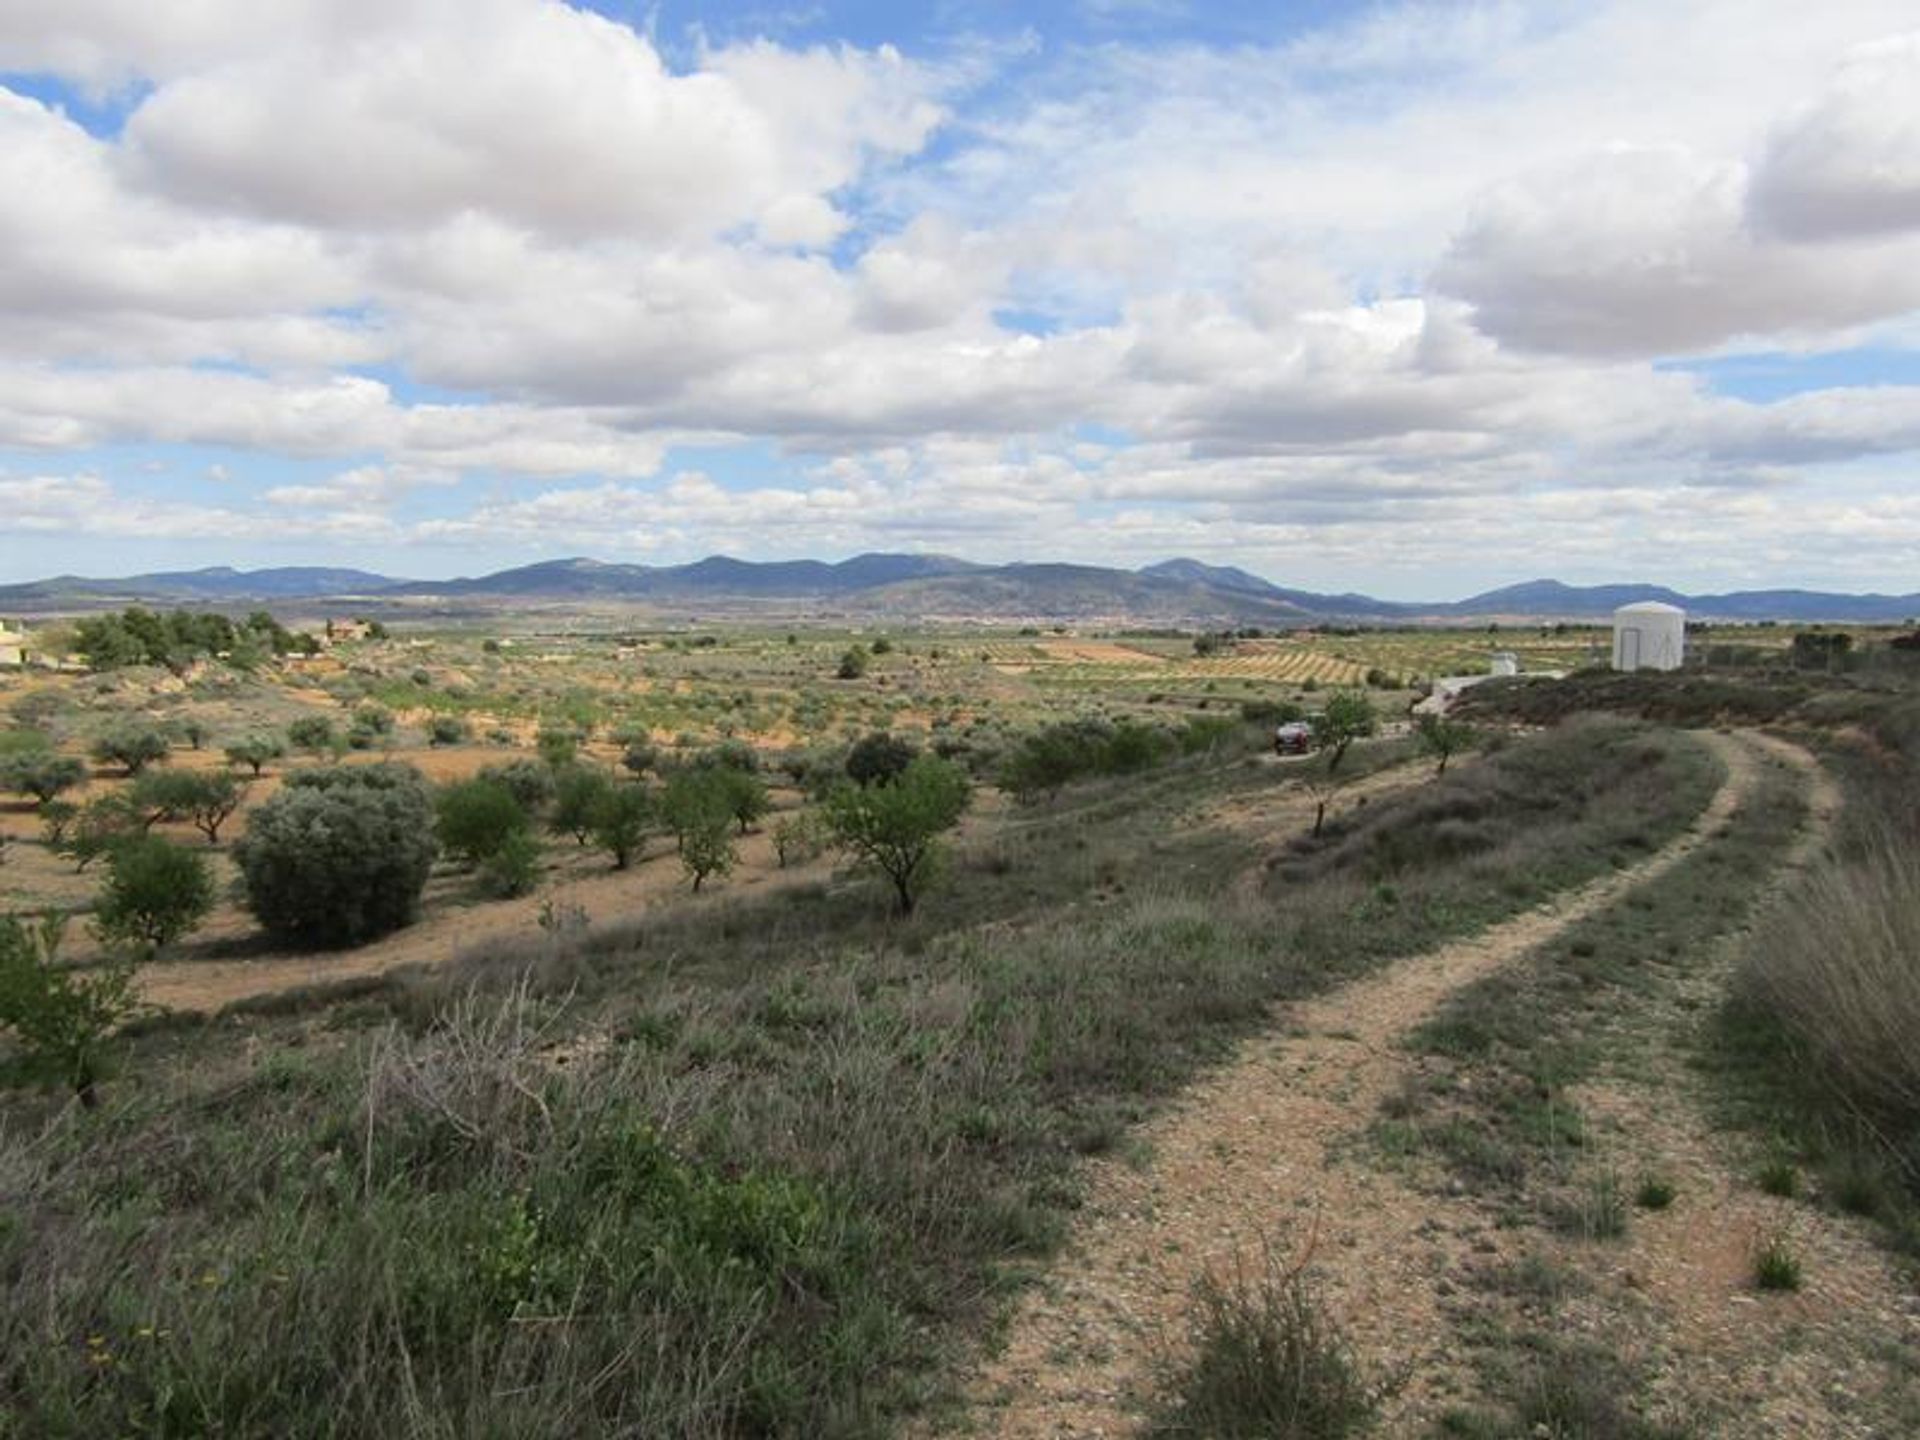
[[1274, 721, 1314, 755]]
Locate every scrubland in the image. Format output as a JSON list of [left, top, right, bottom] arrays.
[[1, 617, 1916, 1436]]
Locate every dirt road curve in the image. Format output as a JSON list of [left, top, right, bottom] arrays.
[[952, 732, 1789, 1436]]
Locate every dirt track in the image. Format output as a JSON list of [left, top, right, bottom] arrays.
[[949, 732, 1893, 1436]]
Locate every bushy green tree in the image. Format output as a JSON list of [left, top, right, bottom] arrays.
[[90, 725, 170, 776], [0, 752, 87, 804], [0, 914, 142, 1108], [836, 646, 869, 680], [823, 754, 971, 915], [93, 836, 215, 956], [428, 715, 471, 746], [436, 779, 532, 868], [224, 734, 284, 776], [588, 783, 655, 870], [1311, 692, 1377, 772], [233, 764, 438, 947]]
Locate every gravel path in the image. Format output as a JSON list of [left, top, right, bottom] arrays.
[[950, 732, 1758, 1436]]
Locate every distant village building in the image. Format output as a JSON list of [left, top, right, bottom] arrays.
[[323, 618, 373, 645], [1611, 602, 1686, 672], [0, 619, 27, 667]]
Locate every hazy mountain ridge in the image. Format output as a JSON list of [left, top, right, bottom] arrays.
[[1, 556, 1914, 623]]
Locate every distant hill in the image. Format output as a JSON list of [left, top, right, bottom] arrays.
[[2, 555, 1914, 624], [846, 563, 1322, 623], [0, 565, 396, 605], [1445, 579, 1691, 616]]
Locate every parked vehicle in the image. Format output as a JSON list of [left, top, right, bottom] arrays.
[[1274, 720, 1314, 755]]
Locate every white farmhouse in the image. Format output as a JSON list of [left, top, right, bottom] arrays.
[[0, 619, 26, 667]]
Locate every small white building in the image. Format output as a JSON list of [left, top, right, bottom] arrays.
[[1612, 601, 1686, 672], [0, 619, 26, 668]]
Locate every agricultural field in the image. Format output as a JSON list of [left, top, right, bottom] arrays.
[[2, 612, 1918, 1437]]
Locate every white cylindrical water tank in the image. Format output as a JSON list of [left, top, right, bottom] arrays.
[[1612, 602, 1686, 672]]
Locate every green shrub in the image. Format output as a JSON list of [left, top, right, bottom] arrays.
[[476, 830, 543, 898], [836, 647, 869, 680], [428, 715, 471, 746], [233, 764, 438, 947], [93, 836, 215, 956]]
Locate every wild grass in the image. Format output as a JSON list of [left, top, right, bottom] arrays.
[[1147, 1249, 1378, 1439], [1737, 829, 1920, 1146], [1713, 696, 1920, 1251], [1397, 746, 1807, 1211], [0, 718, 1728, 1435]]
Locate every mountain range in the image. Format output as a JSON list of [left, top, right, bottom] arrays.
[[0, 555, 1914, 624]]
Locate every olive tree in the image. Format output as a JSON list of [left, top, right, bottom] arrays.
[[0, 753, 87, 805], [90, 724, 171, 776], [233, 763, 438, 947], [823, 754, 971, 915], [131, 768, 247, 843], [224, 734, 285, 776]]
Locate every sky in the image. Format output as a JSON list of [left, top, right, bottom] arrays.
[[2, 0, 1919, 599]]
